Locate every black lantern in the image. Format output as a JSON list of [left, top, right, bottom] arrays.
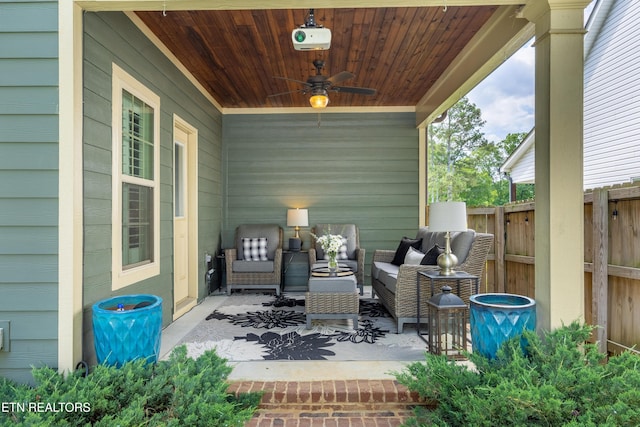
[[427, 285, 468, 359]]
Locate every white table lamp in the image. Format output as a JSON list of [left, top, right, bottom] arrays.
[[287, 208, 309, 251], [428, 202, 468, 275]]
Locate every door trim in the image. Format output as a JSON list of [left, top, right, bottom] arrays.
[[173, 115, 199, 320]]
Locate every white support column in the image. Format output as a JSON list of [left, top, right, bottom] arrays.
[[58, 2, 84, 374], [523, 0, 590, 331], [419, 126, 427, 226]]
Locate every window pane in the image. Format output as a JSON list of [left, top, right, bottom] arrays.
[[122, 183, 153, 268], [122, 90, 154, 180], [174, 143, 185, 217]]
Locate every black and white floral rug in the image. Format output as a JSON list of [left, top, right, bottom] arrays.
[[178, 293, 427, 361]]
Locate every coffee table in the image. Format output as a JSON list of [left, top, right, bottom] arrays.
[[305, 264, 359, 329]]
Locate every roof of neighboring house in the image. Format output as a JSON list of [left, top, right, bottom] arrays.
[[499, 129, 535, 184], [584, 0, 615, 56]]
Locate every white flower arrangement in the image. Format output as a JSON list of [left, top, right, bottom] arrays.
[[315, 233, 344, 255]]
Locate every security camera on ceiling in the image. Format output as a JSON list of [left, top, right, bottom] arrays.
[[291, 9, 331, 51]]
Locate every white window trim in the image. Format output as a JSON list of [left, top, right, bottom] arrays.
[[111, 63, 161, 290]]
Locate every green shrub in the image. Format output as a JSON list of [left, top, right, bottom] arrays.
[[396, 322, 640, 426], [0, 346, 260, 426]]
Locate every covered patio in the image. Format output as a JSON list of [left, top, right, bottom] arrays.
[[55, 0, 591, 376]]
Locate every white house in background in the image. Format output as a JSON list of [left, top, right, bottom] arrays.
[[501, 129, 535, 186], [501, 0, 640, 190]]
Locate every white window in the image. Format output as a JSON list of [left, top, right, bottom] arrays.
[[111, 64, 160, 289]]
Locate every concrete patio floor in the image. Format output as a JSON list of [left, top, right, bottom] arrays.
[[159, 288, 416, 381]]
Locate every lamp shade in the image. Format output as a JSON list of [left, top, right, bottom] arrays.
[[428, 202, 467, 232], [287, 208, 309, 227]]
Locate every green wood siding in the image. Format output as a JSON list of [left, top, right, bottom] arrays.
[[222, 113, 420, 283], [0, 0, 59, 384], [82, 12, 223, 364]]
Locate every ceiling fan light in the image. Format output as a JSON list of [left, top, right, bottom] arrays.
[[309, 93, 329, 109]]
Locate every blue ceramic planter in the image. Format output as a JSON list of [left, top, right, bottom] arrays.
[[92, 294, 163, 367], [469, 293, 536, 359]]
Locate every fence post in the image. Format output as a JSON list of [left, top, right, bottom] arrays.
[[592, 188, 609, 354], [494, 206, 505, 293]]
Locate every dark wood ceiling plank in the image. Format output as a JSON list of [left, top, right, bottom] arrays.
[[364, 8, 417, 105], [192, 11, 256, 106], [135, 6, 498, 109]]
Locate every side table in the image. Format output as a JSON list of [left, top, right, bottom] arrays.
[[416, 270, 479, 343], [215, 254, 226, 293], [282, 250, 309, 292]]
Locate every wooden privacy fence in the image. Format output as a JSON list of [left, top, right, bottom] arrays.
[[459, 184, 640, 355]]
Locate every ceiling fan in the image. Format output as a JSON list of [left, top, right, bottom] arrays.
[[269, 59, 377, 109]]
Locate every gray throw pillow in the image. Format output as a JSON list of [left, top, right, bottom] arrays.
[[404, 246, 425, 265]]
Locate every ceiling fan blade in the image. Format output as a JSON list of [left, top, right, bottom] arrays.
[[267, 88, 306, 98], [331, 86, 377, 95], [326, 71, 354, 85], [273, 76, 312, 87]]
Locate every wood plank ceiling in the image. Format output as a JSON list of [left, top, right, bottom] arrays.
[[136, 6, 498, 109]]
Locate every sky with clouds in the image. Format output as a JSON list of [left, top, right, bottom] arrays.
[[466, 42, 535, 144], [465, 2, 595, 144]]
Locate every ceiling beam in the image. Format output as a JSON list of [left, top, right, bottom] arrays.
[[77, 1, 529, 12], [415, 5, 534, 128]]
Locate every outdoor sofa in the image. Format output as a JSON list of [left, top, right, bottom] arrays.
[[371, 228, 494, 332]]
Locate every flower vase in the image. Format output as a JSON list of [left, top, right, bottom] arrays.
[[327, 252, 338, 276]]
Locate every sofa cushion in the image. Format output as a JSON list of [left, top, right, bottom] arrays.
[[415, 227, 475, 264], [451, 230, 475, 264], [374, 262, 399, 294], [371, 261, 386, 280], [416, 227, 448, 253], [391, 237, 422, 266], [421, 244, 443, 265], [404, 246, 425, 265], [232, 260, 275, 273], [308, 276, 357, 293], [242, 237, 268, 261]]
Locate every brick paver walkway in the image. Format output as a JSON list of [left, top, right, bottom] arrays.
[[228, 379, 434, 426]]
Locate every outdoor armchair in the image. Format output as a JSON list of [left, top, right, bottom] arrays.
[[225, 224, 283, 295], [309, 223, 365, 294]]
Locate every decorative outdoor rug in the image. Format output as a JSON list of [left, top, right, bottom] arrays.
[[178, 293, 428, 361]]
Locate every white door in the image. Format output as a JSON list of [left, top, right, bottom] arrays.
[[173, 118, 198, 319]]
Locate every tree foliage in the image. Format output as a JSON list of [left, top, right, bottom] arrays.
[[428, 97, 532, 206]]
